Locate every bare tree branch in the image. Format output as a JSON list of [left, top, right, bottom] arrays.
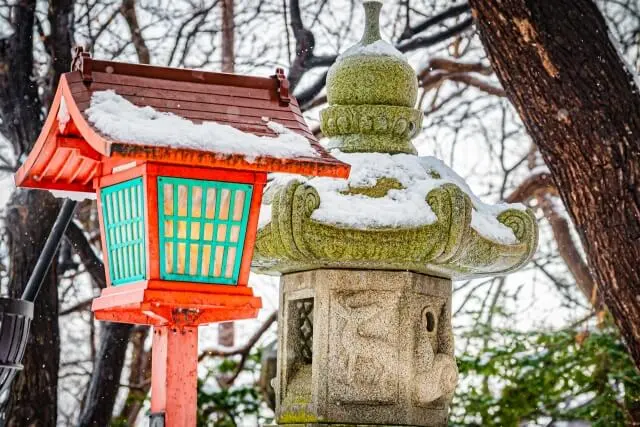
[[505, 172, 557, 203], [66, 221, 106, 289], [60, 299, 92, 316], [399, 3, 471, 42], [120, 0, 150, 64], [199, 310, 277, 362], [288, 0, 317, 90], [296, 71, 328, 108], [397, 17, 473, 52], [506, 173, 601, 308]]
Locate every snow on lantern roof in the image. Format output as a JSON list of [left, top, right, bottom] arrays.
[[15, 48, 350, 194], [85, 90, 319, 161]]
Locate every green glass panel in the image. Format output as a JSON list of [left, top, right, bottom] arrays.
[[100, 177, 146, 286], [157, 176, 252, 285]]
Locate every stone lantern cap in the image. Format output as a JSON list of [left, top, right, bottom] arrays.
[[252, 0, 538, 280]]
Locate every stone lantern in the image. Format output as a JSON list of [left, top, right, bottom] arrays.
[[252, 1, 538, 426]]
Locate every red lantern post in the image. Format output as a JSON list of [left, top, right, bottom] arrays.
[[16, 49, 349, 425]]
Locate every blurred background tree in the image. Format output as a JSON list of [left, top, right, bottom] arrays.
[[0, 0, 637, 425]]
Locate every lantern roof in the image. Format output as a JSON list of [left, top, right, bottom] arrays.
[[15, 49, 350, 194]]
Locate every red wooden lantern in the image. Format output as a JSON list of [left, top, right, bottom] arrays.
[[15, 49, 349, 425]]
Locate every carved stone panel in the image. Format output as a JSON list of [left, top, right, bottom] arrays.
[[327, 290, 399, 405], [275, 270, 456, 426]]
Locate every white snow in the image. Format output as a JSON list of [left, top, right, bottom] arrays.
[[529, 164, 551, 175], [85, 90, 318, 162], [258, 203, 272, 230], [259, 148, 524, 244], [264, 119, 288, 135], [49, 189, 97, 201], [57, 96, 70, 128], [337, 40, 407, 63]]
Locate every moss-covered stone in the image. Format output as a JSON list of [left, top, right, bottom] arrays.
[[341, 177, 404, 198], [252, 0, 539, 281], [327, 56, 418, 107], [320, 104, 422, 154], [253, 181, 538, 280], [325, 1, 418, 108], [261, 3, 540, 427]]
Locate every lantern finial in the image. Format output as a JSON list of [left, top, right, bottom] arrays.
[[360, 1, 382, 45], [71, 45, 92, 81], [323, 1, 418, 154]]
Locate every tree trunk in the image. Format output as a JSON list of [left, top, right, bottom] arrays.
[[121, 0, 150, 65], [221, 0, 235, 74], [77, 322, 132, 427], [0, 1, 62, 425], [114, 327, 151, 426], [71, 222, 134, 427], [468, 0, 640, 372], [45, 0, 75, 107], [219, 0, 236, 347], [0, 0, 42, 159], [4, 191, 60, 426]]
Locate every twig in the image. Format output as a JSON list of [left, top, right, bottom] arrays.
[[198, 310, 277, 361]]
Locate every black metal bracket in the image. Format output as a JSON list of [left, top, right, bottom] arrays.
[[149, 412, 165, 427], [0, 198, 78, 400], [21, 199, 78, 302]]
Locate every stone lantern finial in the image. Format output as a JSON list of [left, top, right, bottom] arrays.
[[323, 0, 419, 154], [361, 1, 382, 44]]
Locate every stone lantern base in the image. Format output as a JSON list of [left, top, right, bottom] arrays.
[[274, 270, 458, 427]]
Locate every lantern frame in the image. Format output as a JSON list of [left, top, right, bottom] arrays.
[[14, 52, 349, 328], [91, 162, 267, 326]]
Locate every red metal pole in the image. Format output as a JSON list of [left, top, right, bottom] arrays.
[[151, 325, 198, 426]]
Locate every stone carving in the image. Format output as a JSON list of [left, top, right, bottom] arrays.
[[413, 301, 458, 407], [296, 299, 314, 364], [321, 104, 422, 153], [276, 270, 456, 426], [414, 354, 458, 405], [329, 291, 399, 404], [253, 180, 537, 280]]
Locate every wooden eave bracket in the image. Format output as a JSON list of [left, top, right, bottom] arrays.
[[274, 68, 291, 104], [71, 46, 93, 82]]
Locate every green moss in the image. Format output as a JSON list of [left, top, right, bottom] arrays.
[[342, 177, 404, 198], [278, 411, 319, 424], [253, 182, 538, 280], [327, 56, 418, 107], [327, 134, 416, 155], [325, 1, 417, 108], [320, 104, 422, 154], [251, 0, 539, 281]]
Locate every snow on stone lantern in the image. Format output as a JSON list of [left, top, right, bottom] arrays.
[[252, 1, 539, 426], [15, 49, 349, 426]]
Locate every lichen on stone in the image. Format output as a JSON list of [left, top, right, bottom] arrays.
[[341, 177, 404, 198], [252, 0, 538, 281]]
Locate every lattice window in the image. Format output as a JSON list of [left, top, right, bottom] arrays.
[[158, 176, 253, 285], [296, 299, 314, 364], [101, 178, 146, 286]]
